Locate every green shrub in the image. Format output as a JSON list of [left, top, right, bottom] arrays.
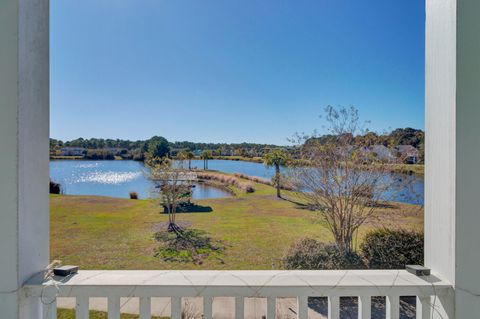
[[283, 238, 364, 270], [361, 228, 424, 269]]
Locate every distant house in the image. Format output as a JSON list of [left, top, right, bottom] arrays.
[[356, 145, 394, 162], [60, 147, 85, 156], [395, 145, 419, 164], [369, 145, 394, 162], [221, 149, 233, 156]]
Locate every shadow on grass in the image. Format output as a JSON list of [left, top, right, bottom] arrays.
[[154, 227, 226, 265], [162, 204, 213, 214], [280, 196, 316, 211], [365, 201, 398, 209], [180, 204, 213, 213]]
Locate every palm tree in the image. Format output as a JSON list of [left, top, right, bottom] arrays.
[[200, 150, 212, 170], [186, 151, 195, 170], [177, 150, 188, 169], [264, 149, 289, 198]]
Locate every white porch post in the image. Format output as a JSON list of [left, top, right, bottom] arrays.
[[0, 0, 49, 318], [454, 0, 480, 316], [426, 0, 480, 317]]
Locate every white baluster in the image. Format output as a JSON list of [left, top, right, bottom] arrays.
[[203, 296, 213, 319], [171, 297, 182, 319], [386, 295, 399, 319], [75, 296, 89, 319], [416, 296, 432, 319], [328, 296, 340, 319], [297, 296, 308, 319], [267, 297, 276, 319], [235, 296, 244, 319], [42, 299, 57, 319], [358, 296, 371, 319], [108, 296, 121, 319], [139, 297, 151, 319]]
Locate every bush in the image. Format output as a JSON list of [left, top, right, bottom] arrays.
[[361, 228, 424, 269], [49, 180, 61, 194], [283, 238, 364, 270], [129, 191, 138, 199]]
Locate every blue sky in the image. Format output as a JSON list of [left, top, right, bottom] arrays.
[[51, 0, 425, 145]]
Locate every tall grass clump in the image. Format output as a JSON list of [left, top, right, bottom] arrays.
[[234, 173, 295, 191], [197, 172, 255, 193]]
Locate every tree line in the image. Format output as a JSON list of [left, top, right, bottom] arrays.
[[50, 127, 424, 162], [306, 127, 424, 149]]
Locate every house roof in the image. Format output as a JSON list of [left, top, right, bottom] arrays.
[[395, 145, 419, 156]]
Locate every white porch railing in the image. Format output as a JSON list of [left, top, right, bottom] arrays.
[[23, 270, 452, 319]]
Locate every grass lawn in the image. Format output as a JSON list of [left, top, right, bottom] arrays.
[[57, 309, 166, 319], [51, 181, 423, 269]]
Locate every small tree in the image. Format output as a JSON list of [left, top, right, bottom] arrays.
[[147, 136, 170, 158], [150, 162, 194, 233], [264, 149, 289, 198], [200, 150, 212, 170], [289, 106, 404, 253]]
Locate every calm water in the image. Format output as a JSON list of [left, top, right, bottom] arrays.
[[183, 160, 424, 204], [50, 159, 424, 204], [49, 160, 232, 200]]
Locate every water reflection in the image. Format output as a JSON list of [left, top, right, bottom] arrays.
[[50, 159, 423, 204]]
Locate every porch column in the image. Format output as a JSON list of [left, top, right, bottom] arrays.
[[426, 0, 480, 317], [0, 0, 49, 318]]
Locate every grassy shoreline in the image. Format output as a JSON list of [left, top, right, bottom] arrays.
[[211, 155, 264, 163]]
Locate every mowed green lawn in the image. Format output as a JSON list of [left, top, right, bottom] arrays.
[[51, 182, 423, 269]]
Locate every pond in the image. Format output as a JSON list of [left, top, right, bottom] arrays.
[[50, 159, 424, 204], [49, 160, 232, 200], [182, 160, 424, 205]]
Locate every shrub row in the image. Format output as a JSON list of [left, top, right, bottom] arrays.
[[283, 238, 365, 270], [283, 228, 424, 270], [85, 149, 115, 160], [196, 172, 255, 193]]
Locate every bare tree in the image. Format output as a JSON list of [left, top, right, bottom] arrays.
[[289, 106, 406, 252], [150, 162, 195, 233]]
